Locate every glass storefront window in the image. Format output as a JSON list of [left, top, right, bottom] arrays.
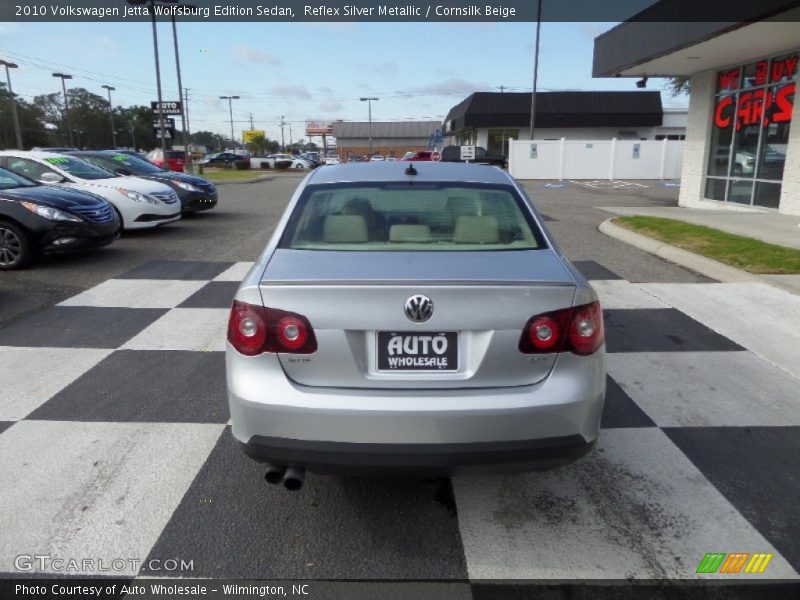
[[705, 50, 796, 209], [487, 129, 518, 157]]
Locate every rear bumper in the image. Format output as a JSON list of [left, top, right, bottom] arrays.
[[238, 434, 595, 476], [227, 348, 605, 474]]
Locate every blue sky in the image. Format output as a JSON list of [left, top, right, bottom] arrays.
[[0, 20, 688, 141]]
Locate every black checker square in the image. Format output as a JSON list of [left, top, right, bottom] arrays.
[[603, 308, 744, 353], [142, 428, 469, 579], [178, 281, 240, 308], [26, 350, 229, 424], [601, 375, 656, 429], [572, 260, 622, 281], [665, 426, 800, 573], [0, 422, 15, 436], [117, 260, 234, 281], [0, 306, 167, 349]]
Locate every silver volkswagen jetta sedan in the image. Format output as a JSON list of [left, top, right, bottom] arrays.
[[227, 162, 605, 489]]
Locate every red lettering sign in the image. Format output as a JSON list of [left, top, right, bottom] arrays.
[[771, 55, 799, 83], [718, 69, 740, 91], [714, 95, 734, 128], [713, 82, 794, 129], [755, 61, 768, 85], [772, 82, 795, 124]]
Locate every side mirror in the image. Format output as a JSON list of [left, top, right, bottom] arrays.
[[39, 172, 64, 184], [115, 168, 132, 176]]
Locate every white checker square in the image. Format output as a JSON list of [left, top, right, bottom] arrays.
[[121, 308, 229, 351], [58, 279, 207, 309], [0, 421, 224, 575], [453, 428, 797, 580], [213, 262, 255, 282], [0, 347, 112, 421], [607, 352, 800, 427]]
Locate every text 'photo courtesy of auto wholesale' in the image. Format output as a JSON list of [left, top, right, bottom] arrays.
[[0, 150, 218, 269]]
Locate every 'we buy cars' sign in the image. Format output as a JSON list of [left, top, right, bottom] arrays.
[[713, 55, 796, 130], [151, 101, 182, 115]]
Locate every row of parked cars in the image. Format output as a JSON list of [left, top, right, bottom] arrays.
[[0, 150, 219, 270]]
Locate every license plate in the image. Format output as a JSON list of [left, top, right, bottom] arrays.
[[376, 331, 458, 372]]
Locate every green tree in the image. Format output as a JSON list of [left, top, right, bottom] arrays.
[[667, 76, 691, 97], [0, 83, 49, 149]]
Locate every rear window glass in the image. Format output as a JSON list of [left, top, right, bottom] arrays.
[[280, 182, 546, 251]]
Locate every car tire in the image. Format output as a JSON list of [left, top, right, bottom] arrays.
[[113, 206, 125, 231], [0, 220, 34, 270], [294, 164, 304, 169]]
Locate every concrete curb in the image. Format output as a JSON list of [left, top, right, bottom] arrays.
[[209, 174, 275, 186], [599, 218, 799, 296]]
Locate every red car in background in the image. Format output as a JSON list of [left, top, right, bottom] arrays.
[[146, 149, 186, 172], [400, 150, 440, 161]]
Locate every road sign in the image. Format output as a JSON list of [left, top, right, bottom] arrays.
[[152, 118, 175, 129], [153, 128, 173, 140], [151, 101, 182, 115], [460, 146, 475, 160]]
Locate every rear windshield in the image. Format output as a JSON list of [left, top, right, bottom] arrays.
[[280, 182, 546, 251]]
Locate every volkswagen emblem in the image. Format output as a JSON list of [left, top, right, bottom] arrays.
[[404, 294, 434, 323]]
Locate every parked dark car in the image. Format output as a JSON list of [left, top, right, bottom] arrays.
[[198, 152, 249, 169], [0, 166, 119, 269], [440, 145, 506, 168], [70, 151, 218, 214]]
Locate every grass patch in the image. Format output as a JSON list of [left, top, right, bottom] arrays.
[[614, 215, 800, 274], [200, 169, 267, 182]]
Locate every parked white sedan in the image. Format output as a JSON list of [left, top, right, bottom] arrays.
[[0, 152, 181, 230]]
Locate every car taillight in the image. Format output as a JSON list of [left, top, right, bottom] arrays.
[[228, 300, 317, 356], [519, 301, 604, 356]]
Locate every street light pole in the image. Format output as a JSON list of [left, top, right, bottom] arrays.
[[101, 85, 117, 148], [52, 72, 74, 147], [360, 97, 378, 154], [280, 115, 286, 150], [529, 0, 543, 140], [170, 6, 192, 171], [220, 95, 239, 149], [1, 60, 23, 149]]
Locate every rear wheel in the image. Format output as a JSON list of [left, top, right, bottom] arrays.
[[0, 221, 33, 270]]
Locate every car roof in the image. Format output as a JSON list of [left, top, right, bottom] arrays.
[[0, 150, 76, 161], [307, 161, 512, 185]]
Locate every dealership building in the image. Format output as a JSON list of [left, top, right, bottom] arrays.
[[594, 1, 799, 215]]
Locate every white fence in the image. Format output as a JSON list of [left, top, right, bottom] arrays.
[[508, 138, 683, 180]]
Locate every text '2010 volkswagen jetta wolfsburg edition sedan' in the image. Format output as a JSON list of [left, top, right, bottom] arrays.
[[227, 163, 605, 490]]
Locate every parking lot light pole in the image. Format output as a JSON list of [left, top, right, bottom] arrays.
[[169, 1, 193, 171], [360, 97, 378, 154], [101, 85, 117, 149], [220, 95, 239, 150], [52, 72, 74, 147], [1, 59, 23, 150], [127, 0, 168, 154]]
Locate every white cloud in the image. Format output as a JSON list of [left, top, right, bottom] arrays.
[[319, 100, 343, 112], [272, 85, 311, 99], [232, 44, 281, 65], [409, 78, 490, 97]]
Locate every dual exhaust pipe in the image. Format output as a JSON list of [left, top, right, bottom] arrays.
[[264, 464, 305, 491]]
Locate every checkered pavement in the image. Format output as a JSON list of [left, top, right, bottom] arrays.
[[1, 259, 799, 582]]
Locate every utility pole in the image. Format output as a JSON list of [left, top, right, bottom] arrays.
[[498, 85, 506, 93], [249, 113, 254, 130], [220, 95, 239, 150], [170, 8, 190, 170], [280, 115, 286, 150], [184, 87, 192, 165], [0, 59, 23, 150], [129, 120, 136, 150], [52, 72, 74, 147], [288, 122, 292, 150], [360, 97, 379, 154], [101, 85, 117, 148], [529, 0, 543, 140]]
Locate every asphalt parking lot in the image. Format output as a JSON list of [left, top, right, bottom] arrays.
[[1, 174, 799, 591]]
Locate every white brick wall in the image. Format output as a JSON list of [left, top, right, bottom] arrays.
[[779, 94, 800, 216], [678, 70, 715, 210]]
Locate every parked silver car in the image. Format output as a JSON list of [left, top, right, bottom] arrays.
[[226, 162, 605, 490]]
